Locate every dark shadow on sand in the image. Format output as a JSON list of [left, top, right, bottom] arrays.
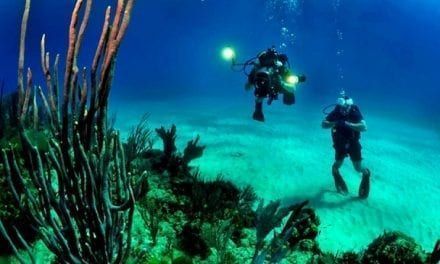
[[281, 189, 363, 210]]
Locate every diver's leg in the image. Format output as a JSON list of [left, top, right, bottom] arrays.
[[350, 143, 370, 199], [352, 161, 365, 173], [332, 150, 348, 194], [353, 161, 370, 199], [333, 159, 343, 169], [253, 97, 265, 122]]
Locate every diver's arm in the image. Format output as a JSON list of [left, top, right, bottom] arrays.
[[245, 64, 259, 90], [346, 120, 367, 132], [322, 120, 335, 129]]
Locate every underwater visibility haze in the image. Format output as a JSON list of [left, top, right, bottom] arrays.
[[0, 0, 439, 263]]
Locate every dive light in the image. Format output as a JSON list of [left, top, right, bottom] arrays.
[[221, 47, 236, 62]]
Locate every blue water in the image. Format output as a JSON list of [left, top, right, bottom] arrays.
[[1, 0, 440, 122], [1, 0, 440, 259]]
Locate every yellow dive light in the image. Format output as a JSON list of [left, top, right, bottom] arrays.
[[286, 75, 299, 85], [221, 47, 236, 61]]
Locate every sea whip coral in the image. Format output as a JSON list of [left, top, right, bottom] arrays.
[[0, 0, 136, 263]]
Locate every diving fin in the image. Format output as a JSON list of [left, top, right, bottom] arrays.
[[253, 101, 265, 122], [332, 165, 348, 195], [358, 169, 371, 199]]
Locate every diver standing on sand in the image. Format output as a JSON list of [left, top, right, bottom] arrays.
[[321, 92, 371, 199]]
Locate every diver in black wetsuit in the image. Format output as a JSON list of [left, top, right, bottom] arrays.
[[321, 93, 371, 199], [245, 47, 306, 122]]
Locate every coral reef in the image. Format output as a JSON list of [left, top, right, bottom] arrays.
[[0, 204, 38, 256], [430, 240, 440, 264], [0, 90, 21, 148], [252, 200, 314, 263], [338, 251, 361, 264], [60, 113, 440, 264], [0, 0, 136, 263], [124, 113, 155, 170], [133, 126, 253, 261], [362, 231, 426, 264], [143, 124, 205, 180], [179, 223, 210, 260], [0, 88, 41, 256], [183, 176, 256, 224], [200, 220, 236, 263]]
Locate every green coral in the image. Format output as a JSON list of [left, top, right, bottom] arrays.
[[0, 165, 20, 220], [361, 231, 426, 264], [338, 251, 360, 264], [0, 128, 49, 152], [201, 220, 236, 264]]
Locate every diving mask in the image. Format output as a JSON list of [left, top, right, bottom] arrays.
[[337, 96, 353, 106]]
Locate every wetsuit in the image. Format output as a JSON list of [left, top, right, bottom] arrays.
[[325, 105, 364, 162]]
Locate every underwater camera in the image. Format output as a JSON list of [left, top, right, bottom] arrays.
[[254, 70, 272, 90], [254, 69, 279, 104]]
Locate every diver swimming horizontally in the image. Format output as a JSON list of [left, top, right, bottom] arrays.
[[321, 92, 371, 199], [223, 46, 306, 122]]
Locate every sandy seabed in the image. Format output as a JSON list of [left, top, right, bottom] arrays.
[[113, 96, 440, 253]]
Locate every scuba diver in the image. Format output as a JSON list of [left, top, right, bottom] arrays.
[[245, 47, 306, 121], [223, 46, 306, 122], [321, 92, 371, 199]]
